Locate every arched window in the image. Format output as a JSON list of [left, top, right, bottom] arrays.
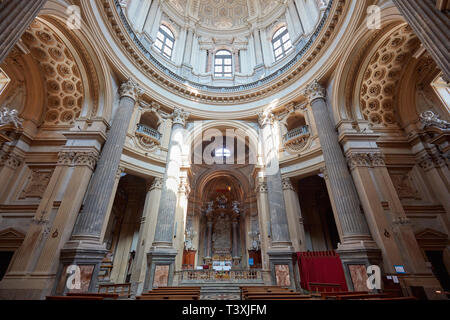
[[154, 25, 175, 59], [0, 68, 10, 96], [214, 50, 233, 78], [272, 26, 293, 61]]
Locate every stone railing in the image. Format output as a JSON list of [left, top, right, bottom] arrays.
[[283, 125, 311, 153], [284, 125, 310, 142], [136, 123, 161, 142], [178, 269, 263, 283]]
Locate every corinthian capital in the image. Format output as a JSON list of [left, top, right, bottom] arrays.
[[282, 177, 295, 191], [171, 107, 190, 127], [257, 110, 274, 128], [304, 80, 326, 103], [119, 78, 143, 101]]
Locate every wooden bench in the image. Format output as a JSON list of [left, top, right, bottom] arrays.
[[240, 286, 294, 299], [308, 282, 343, 293], [245, 293, 312, 301], [336, 293, 391, 300], [321, 291, 368, 300], [46, 295, 104, 300], [136, 294, 200, 300], [66, 292, 119, 300], [98, 283, 131, 298], [365, 296, 417, 301]]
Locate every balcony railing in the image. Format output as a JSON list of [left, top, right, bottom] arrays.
[[178, 269, 263, 283], [284, 125, 310, 142], [136, 123, 161, 143]]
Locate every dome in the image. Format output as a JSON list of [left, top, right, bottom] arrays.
[[119, 0, 329, 91]]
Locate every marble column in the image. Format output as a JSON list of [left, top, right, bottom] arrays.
[[58, 79, 142, 293], [305, 80, 374, 244], [130, 177, 163, 296], [205, 218, 213, 260], [282, 177, 307, 252], [258, 112, 292, 249], [145, 108, 189, 290], [255, 178, 270, 270], [392, 0, 450, 81], [70, 78, 143, 244], [252, 29, 264, 66], [305, 80, 379, 289], [0, 0, 47, 63], [182, 28, 194, 66], [258, 112, 296, 288], [232, 213, 239, 258]]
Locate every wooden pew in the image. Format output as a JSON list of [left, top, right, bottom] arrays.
[[46, 295, 104, 300], [240, 286, 294, 299], [98, 283, 131, 298], [308, 282, 343, 293], [365, 296, 417, 301], [245, 293, 312, 301], [136, 294, 200, 300], [66, 292, 119, 300], [336, 293, 391, 300], [321, 291, 368, 300]]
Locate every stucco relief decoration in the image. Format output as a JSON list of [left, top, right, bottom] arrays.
[[19, 169, 53, 199], [21, 19, 84, 127], [198, 0, 249, 30], [390, 172, 421, 200], [360, 25, 419, 127], [0, 106, 23, 128], [119, 78, 143, 101], [419, 111, 450, 130], [304, 80, 326, 103]]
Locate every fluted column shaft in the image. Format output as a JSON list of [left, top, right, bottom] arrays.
[[306, 81, 372, 243], [392, 0, 450, 80], [258, 113, 292, 248], [0, 0, 47, 63], [152, 108, 189, 247], [71, 79, 142, 241]]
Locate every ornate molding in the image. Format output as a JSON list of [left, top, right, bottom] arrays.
[[346, 152, 386, 170], [255, 179, 268, 193], [304, 80, 326, 103], [178, 177, 191, 196], [101, 0, 344, 104], [282, 177, 295, 191], [149, 177, 163, 191], [319, 167, 328, 180], [57, 151, 99, 170], [171, 107, 190, 127], [0, 151, 23, 169], [419, 110, 450, 130], [257, 110, 274, 128], [119, 78, 143, 101], [0, 106, 23, 128], [417, 153, 446, 172]]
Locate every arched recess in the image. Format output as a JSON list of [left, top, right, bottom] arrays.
[[37, 0, 113, 123], [331, 4, 407, 125]]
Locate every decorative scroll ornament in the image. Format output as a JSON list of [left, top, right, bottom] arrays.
[[171, 107, 190, 127], [419, 110, 450, 130], [57, 151, 99, 170], [119, 78, 144, 101], [304, 80, 326, 103], [282, 178, 295, 191], [150, 177, 163, 191], [0, 106, 23, 128], [257, 110, 275, 128]]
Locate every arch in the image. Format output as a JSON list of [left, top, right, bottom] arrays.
[[331, 4, 406, 125], [39, 0, 113, 123]]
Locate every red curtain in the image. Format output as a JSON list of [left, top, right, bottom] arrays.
[[297, 251, 348, 292]]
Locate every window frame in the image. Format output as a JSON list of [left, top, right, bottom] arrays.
[[271, 26, 293, 61], [214, 49, 233, 78], [154, 25, 175, 59]]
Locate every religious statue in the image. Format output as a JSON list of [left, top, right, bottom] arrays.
[[216, 194, 227, 208], [0, 105, 23, 128]]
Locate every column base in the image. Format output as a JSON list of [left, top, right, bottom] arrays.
[[267, 249, 297, 290], [336, 240, 382, 292], [144, 247, 178, 291], [54, 240, 108, 295], [0, 274, 56, 300]]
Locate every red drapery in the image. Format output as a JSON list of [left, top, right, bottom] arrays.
[[297, 251, 348, 292]]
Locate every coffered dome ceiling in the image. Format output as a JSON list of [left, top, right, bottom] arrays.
[[166, 0, 282, 32]]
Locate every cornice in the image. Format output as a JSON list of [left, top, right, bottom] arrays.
[[98, 0, 346, 105]]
